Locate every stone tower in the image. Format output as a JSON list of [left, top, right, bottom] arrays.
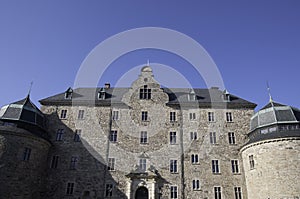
[[241, 100, 300, 199], [0, 95, 50, 199]]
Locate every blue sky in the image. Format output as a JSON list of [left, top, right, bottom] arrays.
[[0, 0, 299, 110]]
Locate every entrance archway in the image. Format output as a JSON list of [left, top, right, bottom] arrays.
[[135, 187, 149, 199]]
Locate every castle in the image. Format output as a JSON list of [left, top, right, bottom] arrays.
[[0, 66, 299, 199]]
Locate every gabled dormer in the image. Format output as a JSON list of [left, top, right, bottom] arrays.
[[64, 87, 73, 99], [98, 88, 106, 100]]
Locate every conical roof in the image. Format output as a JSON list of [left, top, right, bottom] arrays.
[[0, 95, 45, 128], [250, 101, 300, 131]]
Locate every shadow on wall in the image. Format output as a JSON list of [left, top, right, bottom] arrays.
[[42, 112, 127, 199]]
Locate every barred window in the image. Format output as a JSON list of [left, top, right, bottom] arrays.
[[139, 158, 147, 171], [212, 160, 220, 173], [78, 110, 84, 119], [208, 112, 215, 122], [66, 182, 74, 195], [50, 155, 59, 168], [214, 187, 222, 199], [170, 186, 178, 199], [228, 132, 236, 144], [190, 132, 197, 140], [170, 132, 177, 144], [249, 155, 255, 169], [170, 111, 176, 122], [74, 129, 81, 142], [56, 129, 64, 141], [192, 180, 200, 190], [108, 158, 115, 171], [226, 112, 233, 122], [140, 131, 148, 144], [140, 85, 151, 99], [142, 111, 148, 121], [191, 154, 199, 164], [109, 130, 118, 142], [60, 109, 67, 119], [231, 160, 239, 173], [210, 132, 217, 144], [170, 159, 178, 173], [234, 187, 242, 199], [22, 147, 31, 161]]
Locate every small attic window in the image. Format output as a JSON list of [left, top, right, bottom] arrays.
[[98, 88, 106, 100], [223, 89, 230, 102], [65, 87, 73, 99], [188, 90, 196, 101]]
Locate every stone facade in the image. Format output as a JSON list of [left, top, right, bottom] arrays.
[[0, 66, 299, 199]]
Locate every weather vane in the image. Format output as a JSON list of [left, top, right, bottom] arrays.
[[28, 81, 33, 96], [266, 81, 273, 103]]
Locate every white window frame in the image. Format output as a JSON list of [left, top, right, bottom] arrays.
[[208, 112, 215, 122], [78, 109, 84, 119], [170, 131, 177, 144], [140, 131, 148, 144], [170, 159, 178, 173], [210, 132, 217, 144], [212, 159, 220, 174]]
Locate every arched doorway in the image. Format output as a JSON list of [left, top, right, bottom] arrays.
[[135, 186, 149, 199]]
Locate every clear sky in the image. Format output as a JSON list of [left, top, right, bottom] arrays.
[[0, 0, 299, 110]]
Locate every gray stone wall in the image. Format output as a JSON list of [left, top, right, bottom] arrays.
[[0, 126, 50, 199], [241, 138, 300, 199]]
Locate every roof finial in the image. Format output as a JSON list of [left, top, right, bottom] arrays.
[[267, 81, 274, 105], [147, 59, 150, 66], [28, 81, 33, 97]]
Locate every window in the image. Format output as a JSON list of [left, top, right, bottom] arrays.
[[60, 109, 67, 119], [170, 112, 176, 122], [140, 85, 151, 99], [109, 130, 118, 142], [56, 129, 64, 141], [112, 110, 119, 120], [231, 160, 239, 173], [108, 158, 115, 171], [105, 184, 113, 197], [70, 156, 78, 169], [228, 132, 236, 144], [139, 158, 147, 171], [141, 111, 148, 121], [66, 182, 75, 195], [50, 155, 59, 168], [190, 132, 197, 140], [192, 180, 200, 190], [170, 186, 178, 199], [189, 112, 196, 120], [22, 147, 31, 161], [208, 112, 215, 122], [249, 155, 255, 170], [191, 154, 199, 164], [234, 187, 242, 199], [74, 129, 81, 142], [214, 187, 222, 199], [212, 160, 220, 173], [226, 112, 233, 122], [78, 110, 84, 119], [170, 132, 177, 144], [170, 159, 178, 173], [210, 132, 217, 144], [140, 131, 148, 144]]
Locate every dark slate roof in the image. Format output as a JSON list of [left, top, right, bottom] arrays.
[[247, 129, 300, 145], [250, 101, 300, 131], [0, 95, 45, 128], [39, 87, 257, 109]]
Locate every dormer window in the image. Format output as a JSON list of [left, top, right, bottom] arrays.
[[98, 88, 106, 100], [188, 90, 196, 101], [223, 89, 230, 102], [140, 85, 151, 100], [65, 87, 73, 99]]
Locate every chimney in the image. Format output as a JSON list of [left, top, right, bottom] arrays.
[[104, 83, 110, 89]]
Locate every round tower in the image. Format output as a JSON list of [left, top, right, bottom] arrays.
[[0, 95, 50, 199], [241, 101, 300, 199]]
